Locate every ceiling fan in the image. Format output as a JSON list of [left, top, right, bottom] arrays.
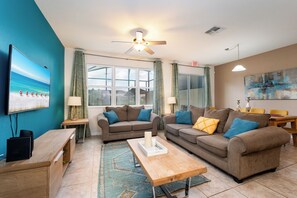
[[112, 31, 166, 55]]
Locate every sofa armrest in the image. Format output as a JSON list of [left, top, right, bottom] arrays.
[[150, 113, 160, 135], [97, 113, 109, 134], [150, 112, 160, 123], [228, 126, 290, 155], [163, 115, 176, 125]]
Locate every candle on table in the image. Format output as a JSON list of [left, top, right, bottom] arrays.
[[144, 131, 152, 148]]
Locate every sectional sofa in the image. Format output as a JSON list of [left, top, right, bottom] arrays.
[[163, 106, 290, 182]]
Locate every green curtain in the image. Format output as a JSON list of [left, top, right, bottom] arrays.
[[153, 60, 164, 129], [68, 50, 91, 139], [204, 66, 212, 107], [171, 63, 179, 112]]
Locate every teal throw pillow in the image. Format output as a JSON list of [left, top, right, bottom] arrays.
[[176, 111, 192, 124], [224, 118, 259, 139], [137, 109, 152, 121], [103, 110, 119, 124]]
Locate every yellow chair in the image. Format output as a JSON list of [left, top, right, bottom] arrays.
[[270, 109, 288, 116], [249, 108, 265, 114], [240, 108, 247, 113], [209, 106, 216, 110], [270, 109, 288, 127]]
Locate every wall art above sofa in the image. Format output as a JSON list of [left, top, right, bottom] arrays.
[[244, 67, 297, 100]]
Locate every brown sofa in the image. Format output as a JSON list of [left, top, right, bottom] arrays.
[[98, 105, 160, 143], [163, 106, 290, 182]]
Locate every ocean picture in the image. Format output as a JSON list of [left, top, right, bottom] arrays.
[[244, 67, 297, 100], [8, 46, 50, 113]]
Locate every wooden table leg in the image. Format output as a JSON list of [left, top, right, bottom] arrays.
[[291, 119, 297, 147]]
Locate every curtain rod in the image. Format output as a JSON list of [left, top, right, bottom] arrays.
[[83, 53, 155, 63], [175, 63, 206, 69]]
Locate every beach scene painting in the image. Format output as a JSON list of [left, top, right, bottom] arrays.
[[8, 46, 50, 114], [244, 67, 297, 100]]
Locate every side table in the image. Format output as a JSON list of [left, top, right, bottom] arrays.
[[61, 118, 89, 143]]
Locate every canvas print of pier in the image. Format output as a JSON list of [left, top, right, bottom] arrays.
[[244, 67, 297, 100], [8, 47, 50, 114]]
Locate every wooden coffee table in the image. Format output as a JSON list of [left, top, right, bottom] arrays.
[[127, 137, 207, 198]]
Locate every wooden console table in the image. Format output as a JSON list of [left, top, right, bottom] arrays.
[[0, 128, 76, 198], [61, 118, 89, 143], [269, 116, 297, 147]]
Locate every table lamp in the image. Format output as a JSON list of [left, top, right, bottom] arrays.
[[167, 97, 176, 114], [68, 96, 81, 120]]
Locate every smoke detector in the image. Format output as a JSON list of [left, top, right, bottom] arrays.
[[205, 26, 224, 35]]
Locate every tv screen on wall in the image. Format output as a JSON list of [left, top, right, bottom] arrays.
[[6, 45, 50, 114]]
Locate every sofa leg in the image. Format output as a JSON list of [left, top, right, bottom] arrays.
[[233, 177, 243, 183]]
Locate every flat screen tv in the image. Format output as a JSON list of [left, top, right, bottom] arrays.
[[6, 45, 50, 114]]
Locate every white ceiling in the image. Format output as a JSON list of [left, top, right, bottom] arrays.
[[35, 0, 297, 66]]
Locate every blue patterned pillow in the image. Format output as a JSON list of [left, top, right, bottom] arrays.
[[103, 110, 119, 124], [224, 118, 259, 139], [137, 109, 152, 121], [176, 111, 192, 124]]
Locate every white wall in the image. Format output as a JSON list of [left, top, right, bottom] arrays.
[[64, 48, 215, 135]]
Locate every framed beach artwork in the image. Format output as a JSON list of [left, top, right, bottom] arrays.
[[244, 67, 297, 100], [7, 45, 50, 114]]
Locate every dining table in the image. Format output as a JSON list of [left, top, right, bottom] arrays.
[[269, 115, 297, 147]]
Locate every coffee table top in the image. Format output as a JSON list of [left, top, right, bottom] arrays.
[[127, 137, 207, 187]]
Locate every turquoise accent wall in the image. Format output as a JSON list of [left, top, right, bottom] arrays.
[[0, 0, 64, 158]]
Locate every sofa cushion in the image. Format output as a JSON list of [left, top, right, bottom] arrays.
[[127, 106, 144, 121], [103, 110, 119, 124], [204, 108, 232, 133], [130, 121, 152, 131], [223, 111, 271, 132], [179, 128, 209, 144], [137, 109, 152, 121], [109, 122, 131, 133], [193, 117, 220, 134], [166, 124, 193, 136], [196, 134, 229, 158], [189, 105, 205, 124], [176, 111, 192, 124], [224, 118, 259, 139], [106, 105, 128, 121]]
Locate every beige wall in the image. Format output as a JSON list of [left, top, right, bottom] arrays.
[[65, 48, 215, 135], [215, 44, 297, 115]]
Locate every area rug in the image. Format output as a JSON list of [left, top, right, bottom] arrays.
[[98, 141, 210, 198]]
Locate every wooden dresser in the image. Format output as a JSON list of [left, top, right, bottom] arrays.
[[0, 128, 76, 198]]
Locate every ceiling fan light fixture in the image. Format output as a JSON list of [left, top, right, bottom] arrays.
[[134, 43, 145, 51], [232, 65, 246, 72]]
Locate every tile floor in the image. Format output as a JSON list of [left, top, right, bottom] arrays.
[[57, 131, 297, 198]]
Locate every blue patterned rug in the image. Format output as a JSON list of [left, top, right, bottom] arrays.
[[98, 141, 210, 198]]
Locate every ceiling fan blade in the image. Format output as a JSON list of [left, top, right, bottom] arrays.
[[125, 45, 135, 54], [144, 47, 154, 55], [145, 41, 167, 45], [112, 41, 133, 44]]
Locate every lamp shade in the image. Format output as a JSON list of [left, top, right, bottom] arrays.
[[167, 97, 176, 104], [68, 96, 81, 106], [232, 65, 246, 72]]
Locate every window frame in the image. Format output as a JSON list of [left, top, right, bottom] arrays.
[[87, 64, 154, 107], [178, 73, 205, 110]]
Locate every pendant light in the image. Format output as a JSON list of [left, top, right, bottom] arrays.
[[232, 44, 246, 72]]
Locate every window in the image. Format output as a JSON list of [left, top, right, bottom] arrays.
[[115, 68, 136, 105], [87, 65, 154, 106], [88, 66, 112, 106], [178, 74, 205, 110], [139, 70, 154, 105]]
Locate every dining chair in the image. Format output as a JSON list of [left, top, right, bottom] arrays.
[[270, 109, 289, 127], [240, 108, 247, 113], [249, 108, 265, 114], [270, 109, 288, 116]]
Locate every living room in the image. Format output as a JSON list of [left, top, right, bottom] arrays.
[[1, 0, 297, 197]]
